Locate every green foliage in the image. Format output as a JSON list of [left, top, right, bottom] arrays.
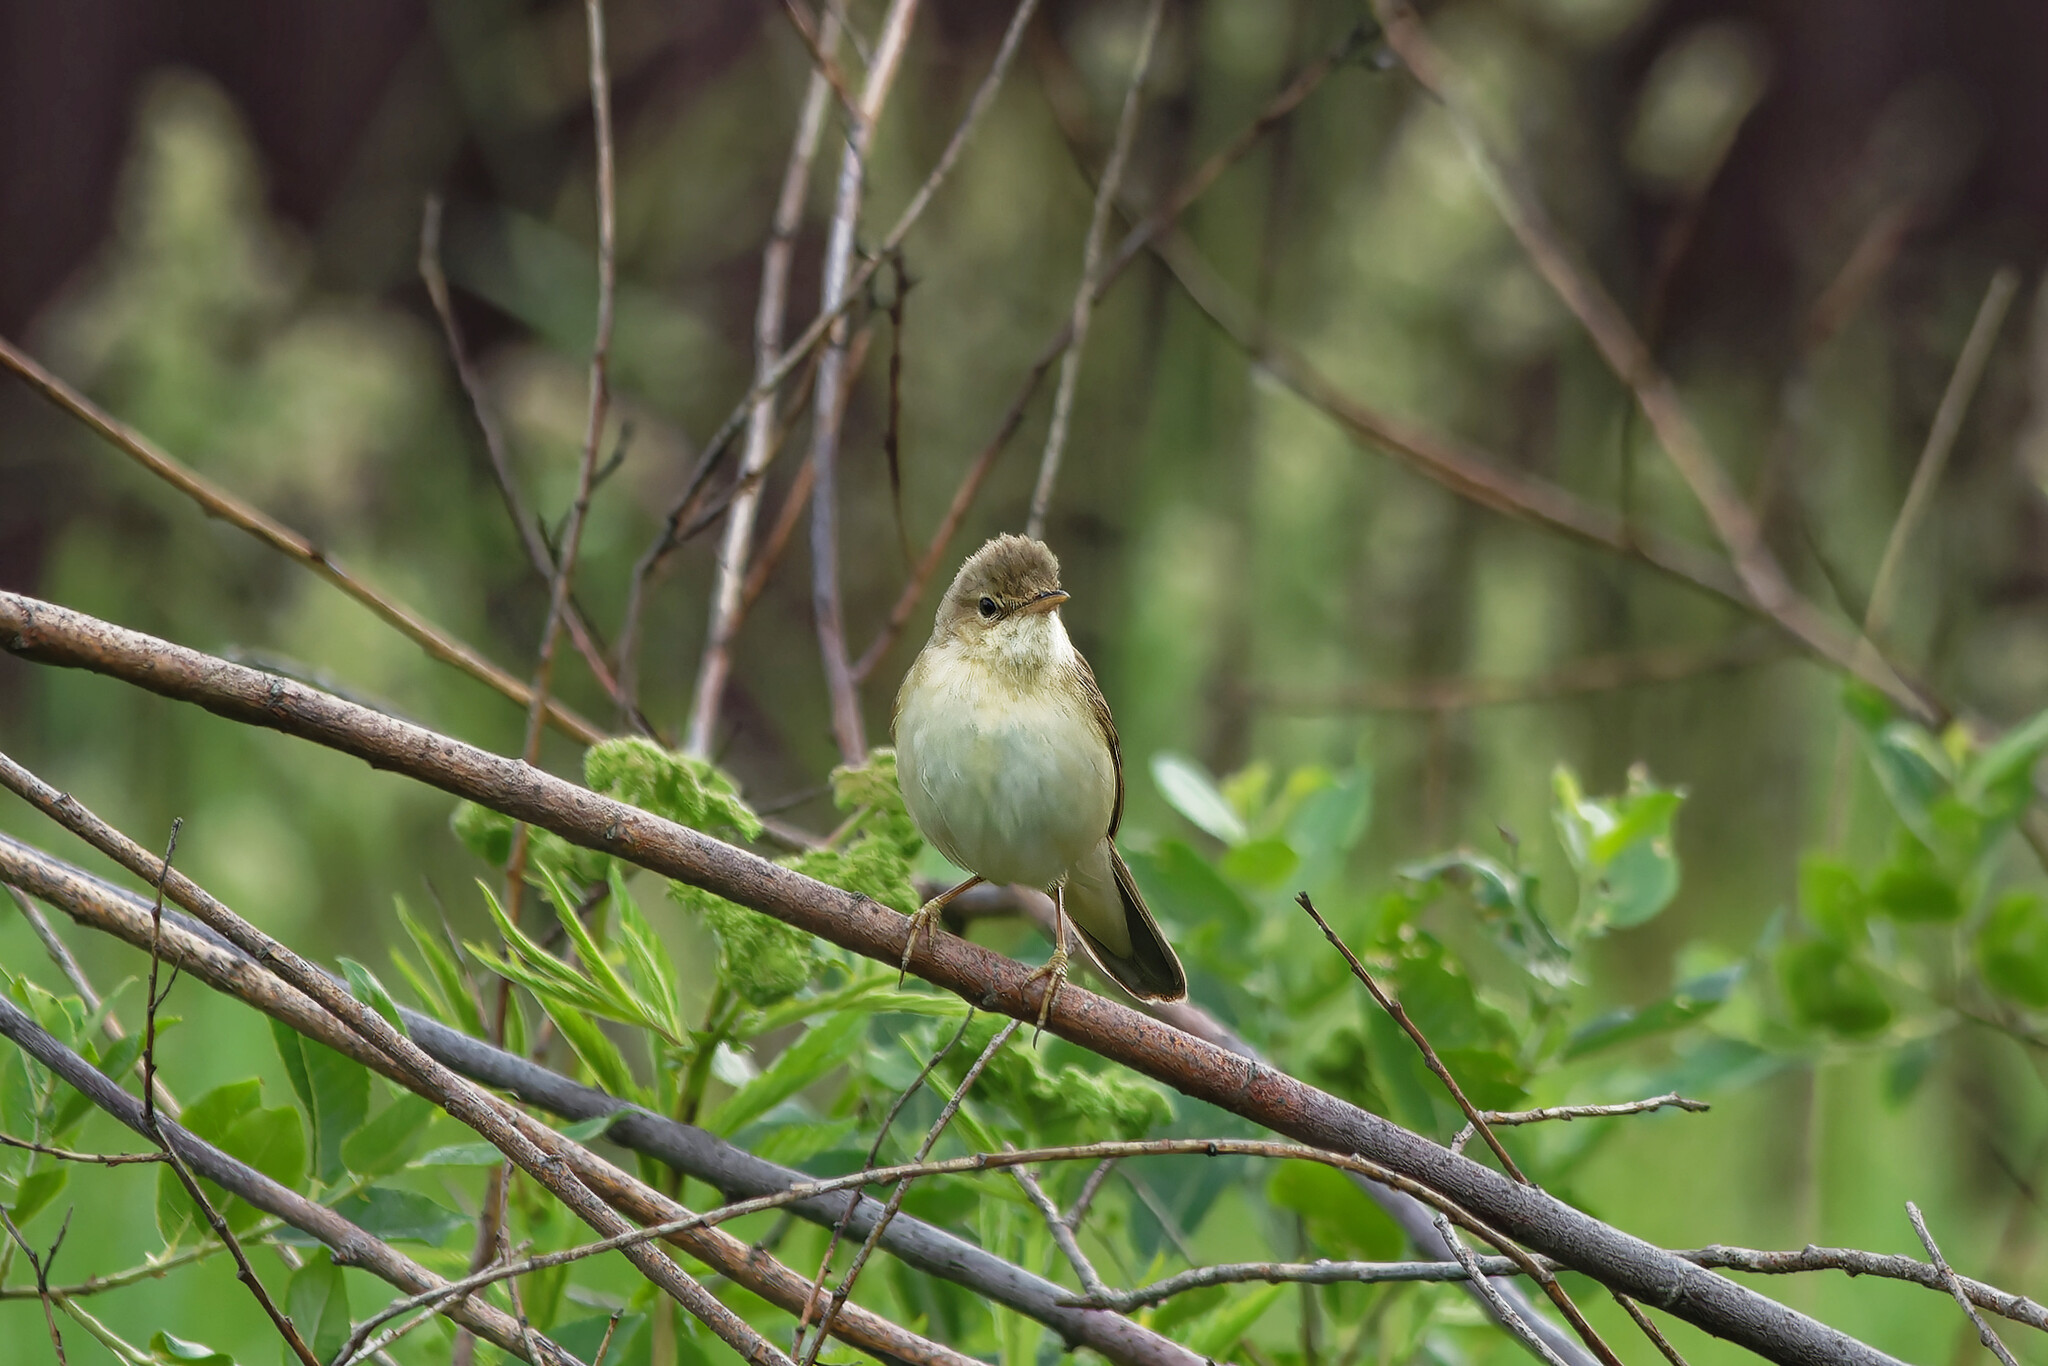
[[1977, 891, 2048, 1008], [284, 1250, 351, 1364], [937, 1015, 1172, 1144], [585, 737, 763, 841], [156, 1079, 307, 1245], [1552, 764, 1685, 933], [1779, 940, 1893, 1038], [270, 1020, 371, 1186]]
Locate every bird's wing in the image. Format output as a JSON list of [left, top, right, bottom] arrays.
[[1070, 649, 1124, 840]]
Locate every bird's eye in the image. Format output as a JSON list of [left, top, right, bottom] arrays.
[[977, 596, 999, 619]]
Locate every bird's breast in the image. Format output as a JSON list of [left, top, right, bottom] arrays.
[[894, 646, 1115, 890]]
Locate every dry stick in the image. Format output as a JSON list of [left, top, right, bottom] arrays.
[[630, 0, 1042, 698], [0, 851, 977, 1366], [0, 335, 604, 746], [1614, 1295, 1691, 1366], [1908, 1201, 2022, 1366], [418, 197, 636, 730], [799, 1020, 1021, 1366], [1, 1206, 70, 1366], [1297, 894, 1524, 1183], [1432, 1212, 1570, 1366], [500, 0, 623, 932], [1011, 1159, 1110, 1299], [1367, 0, 1928, 726], [1023, 0, 1164, 542], [850, 18, 1354, 684], [797, 1007, 976, 1356], [0, 846, 1207, 1366], [133, 828, 320, 1366], [0, 597, 1918, 1366], [1862, 268, 2018, 641], [1449, 1095, 1711, 1157], [1297, 895, 1625, 1366], [685, 5, 843, 757], [0, 755, 793, 1366], [0, 1135, 164, 1166], [0, 997, 585, 1366], [808, 0, 921, 765], [777, 0, 860, 124]]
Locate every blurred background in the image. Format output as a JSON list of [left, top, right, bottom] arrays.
[[4, 0, 2048, 1362]]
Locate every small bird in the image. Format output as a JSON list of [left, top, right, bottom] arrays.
[[893, 533, 1186, 1024]]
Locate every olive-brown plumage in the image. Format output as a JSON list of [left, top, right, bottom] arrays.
[[894, 534, 1186, 1009]]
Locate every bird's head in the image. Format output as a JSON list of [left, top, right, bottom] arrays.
[[935, 534, 1070, 657]]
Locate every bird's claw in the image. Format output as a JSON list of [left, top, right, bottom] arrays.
[[898, 905, 937, 987], [1021, 946, 1069, 1043]]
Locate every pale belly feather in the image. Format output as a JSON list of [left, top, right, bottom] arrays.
[[895, 646, 1115, 890]]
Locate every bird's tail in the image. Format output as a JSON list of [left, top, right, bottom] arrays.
[[1063, 842, 1186, 1003]]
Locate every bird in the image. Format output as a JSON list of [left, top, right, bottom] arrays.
[[892, 533, 1186, 1026]]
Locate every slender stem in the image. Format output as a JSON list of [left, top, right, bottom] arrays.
[[1024, 0, 1164, 542]]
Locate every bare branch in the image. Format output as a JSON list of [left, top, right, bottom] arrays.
[[1907, 1201, 2022, 1366], [1432, 1212, 1571, 1366], [0, 1134, 165, 1166], [1012, 1159, 1109, 1299], [1025, 0, 1164, 541], [1451, 1094, 1710, 1157], [0, 335, 605, 745], [0, 592, 1924, 1366], [1, 1205, 70, 1365], [808, 0, 921, 764]]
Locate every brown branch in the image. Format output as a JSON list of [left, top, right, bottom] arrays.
[[0, 591, 1918, 1366], [1368, 0, 1932, 724], [0, 335, 605, 746], [1012, 1158, 1110, 1299], [685, 7, 842, 756], [777, 0, 860, 125], [1297, 894, 1526, 1183], [1024, 0, 1164, 541], [808, 0, 921, 764], [850, 19, 1359, 684], [1907, 1201, 2022, 1366], [0, 997, 584, 1366], [417, 198, 637, 732], [1, 1206, 70, 1365], [1450, 1094, 1711, 1157], [0, 1134, 165, 1166], [0, 833, 1207, 1366], [1680, 1244, 2048, 1333]]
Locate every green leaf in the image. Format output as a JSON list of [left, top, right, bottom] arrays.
[[147, 1332, 233, 1365], [670, 881, 829, 1006], [586, 737, 762, 839], [414, 1139, 505, 1167], [339, 959, 408, 1035], [284, 1250, 351, 1364], [1266, 1160, 1402, 1259], [613, 869, 684, 1041], [1780, 940, 1892, 1037], [341, 1092, 436, 1177], [1220, 837, 1299, 887], [277, 1187, 466, 1246], [11, 1167, 67, 1224], [1565, 967, 1741, 1059], [536, 991, 641, 1100], [1401, 851, 1570, 988], [452, 800, 515, 867], [1178, 1282, 1285, 1358], [1125, 840, 1256, 933], [393, 896, 486, 1036], [1868, 857, 1962, 923], [1151, 752, 1248, 843], [270, 1021, 371, 1186], [1798, 856, 1867, 942], [1552, 765, 1685, 934], [1977, 891, 2048, 1008], [1961, 707, 2048, 817], [159, 1081, 306, 1243], [704, 1012, 867, 1135]]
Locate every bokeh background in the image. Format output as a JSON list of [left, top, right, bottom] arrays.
[[4, 0, 2048, 1362]]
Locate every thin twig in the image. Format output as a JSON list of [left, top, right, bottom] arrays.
[[1024, 0, 1164, 541], [1, 1206, 70, 1365], [684, 5, 843, 755], [1864, 267, 2020, 642], [800, 1019, 1020, 1366], [1433, 1213, 1570, 1366], [0, 335, 605, 745], [1368, 0, 1931, 725], [1067, 1157, 1118, 1234], [499, 0, 622, 933], [1450, 1094, 1710, 1157], [1065, 1253, 1534, 1311], [417, 198, 638, 732], [140, 818, 181, 1135], [1012, 1158, 1109, 1298], [1908, 1201, 2022, 1366], [1297, 894, 1525, 1182], [0, 1134, 165, 1166], [0, 597, 1930, 1366], [807, 0, 921, 764], [1614, 1294, 1690, 1366], [777, 0, 860, 123]]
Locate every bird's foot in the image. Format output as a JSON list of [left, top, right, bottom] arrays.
[[898, 904, 938, 987], [1021, 944, 1070, 1042]]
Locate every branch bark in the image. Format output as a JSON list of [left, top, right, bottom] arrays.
[[0, 591, 1912, 1366]]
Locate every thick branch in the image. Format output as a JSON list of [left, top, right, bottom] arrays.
[[0, 592, 1911, 1366]]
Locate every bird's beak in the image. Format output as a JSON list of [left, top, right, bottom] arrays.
[[1017, 589, 1069, 616]]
